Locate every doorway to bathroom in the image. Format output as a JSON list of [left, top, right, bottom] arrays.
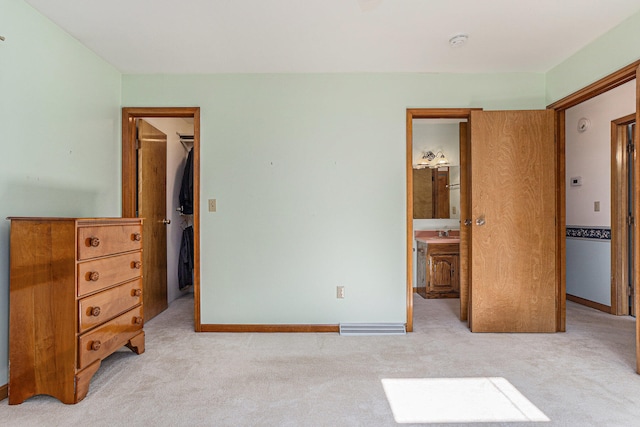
[[406, 108, 561, 333]]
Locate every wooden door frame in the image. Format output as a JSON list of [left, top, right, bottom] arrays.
[[122, 107, 202, 331], [611, 113, 636, 316], [406, 108, 478, 332], [548, 60, 640, 369]]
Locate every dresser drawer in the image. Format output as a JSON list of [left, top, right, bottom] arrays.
[[77, 252, 142, 297], [78, 279, 142, 333], [78, 305, 143, 370], [77, 225, 142, 260]]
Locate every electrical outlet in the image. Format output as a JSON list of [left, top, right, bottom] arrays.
[[208, 199, 216, 212], [594, 201, 600, 212], [337, 286, 345, 299]]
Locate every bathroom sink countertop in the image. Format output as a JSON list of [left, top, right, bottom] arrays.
[[415, 230, 460, 244]]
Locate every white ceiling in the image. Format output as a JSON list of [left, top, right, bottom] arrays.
[[23, 0, 640, 74]]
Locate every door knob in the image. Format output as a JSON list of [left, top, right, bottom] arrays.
[[464, 219, 472, 226], [475, 216, 486, 226], [163, 219, 171, 225]]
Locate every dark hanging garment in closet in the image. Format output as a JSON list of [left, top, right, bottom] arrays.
[[179, 148, 194, 215], [178, 148, 194, 290], [178, 225, 194, 290]]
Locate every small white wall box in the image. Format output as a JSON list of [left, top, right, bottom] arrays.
[[570, 176, 582, 187]]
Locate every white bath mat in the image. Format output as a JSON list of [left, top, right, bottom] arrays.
[[382, 377, 549, 424]]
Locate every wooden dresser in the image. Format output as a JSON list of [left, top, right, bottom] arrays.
[[8, 217, 145, 404]]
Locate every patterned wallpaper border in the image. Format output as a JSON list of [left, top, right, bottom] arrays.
[[566, 226, 611, 241]]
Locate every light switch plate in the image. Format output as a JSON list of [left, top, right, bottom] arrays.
[[208, 199, 216, 212]]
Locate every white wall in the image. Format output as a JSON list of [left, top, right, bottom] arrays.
[[565, 80, 636, 305], [142, 117, 195, 304], [566, 80, 636, 227], [0, 0, 122, 386]]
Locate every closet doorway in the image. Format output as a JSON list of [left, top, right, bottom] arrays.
[[122, 107, 202, 330]]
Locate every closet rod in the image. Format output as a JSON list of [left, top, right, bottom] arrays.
[[176, 132, 194, 140], [177, 132, 194, 152]]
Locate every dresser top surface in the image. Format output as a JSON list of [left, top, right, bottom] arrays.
[[7, 217, 142, 225]]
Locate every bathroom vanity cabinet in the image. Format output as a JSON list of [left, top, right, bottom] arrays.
[[416, 241, 460, 299]]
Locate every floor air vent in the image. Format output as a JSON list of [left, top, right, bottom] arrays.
[[339, 323, 406, 336]]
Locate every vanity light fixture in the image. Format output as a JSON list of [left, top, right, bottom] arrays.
[[415, 151, 436, 169], [414, 150, 450, 169], [432, 151, 450, 167]]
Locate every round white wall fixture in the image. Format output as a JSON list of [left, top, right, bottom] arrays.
[[449, 34, 468, 47], [577, 117, 590, 133]]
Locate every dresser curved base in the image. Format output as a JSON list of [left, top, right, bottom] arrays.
[[126, 331, 146, 355], [74, 360, 102, 404], [9, 336, 146, 405]]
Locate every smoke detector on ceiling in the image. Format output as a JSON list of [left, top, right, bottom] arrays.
[[449, 34, 469, 47]]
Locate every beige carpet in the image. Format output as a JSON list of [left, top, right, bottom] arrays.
[[2, 294, 640, 426]]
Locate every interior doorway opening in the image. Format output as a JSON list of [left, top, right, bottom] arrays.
[[408, 108, 562, 334], [406, 109, 475, 332], [122, 107, 202, 331], [548, 61, 640, 371]]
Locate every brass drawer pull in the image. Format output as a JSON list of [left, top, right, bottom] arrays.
[[132, 232, 142, 242], [90, 340, 101, 351], [132, 289, 142, 297], [132, 261, 142, 269], [133, 316, 143, 325], [89, 237, 100, 247], [90, 306, 101, 317], [88, 271, 100, 282]]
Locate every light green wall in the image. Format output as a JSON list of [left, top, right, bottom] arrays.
[[122, 73, 546, 325], [546, 9, 640, 104], [0, 0, 122, 385]]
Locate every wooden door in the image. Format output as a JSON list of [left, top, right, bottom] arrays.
[[631, 122, 636, 317], [469, 110, 557, 332], [459, 122, 470, 322], [137, 119, 168, 320], [459, 122, 471, 322]]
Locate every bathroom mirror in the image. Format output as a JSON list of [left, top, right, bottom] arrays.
[[413, 166, 460, 219], [412, 118, 463, 221]]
